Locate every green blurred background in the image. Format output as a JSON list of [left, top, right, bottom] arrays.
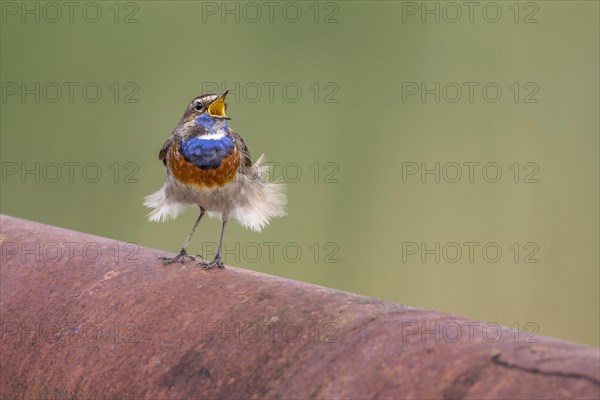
[[1, 1, 598, 346]]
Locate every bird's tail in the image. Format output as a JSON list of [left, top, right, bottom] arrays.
[[143, 184, 185, 222], [232, 154, 287, 232]]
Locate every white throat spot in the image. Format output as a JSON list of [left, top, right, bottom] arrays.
[[200, 132, 227, 140]]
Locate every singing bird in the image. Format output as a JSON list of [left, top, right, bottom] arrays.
[[144, 91, 286, 268]]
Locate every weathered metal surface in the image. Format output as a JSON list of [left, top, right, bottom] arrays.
[[0, 214, 598, 399]]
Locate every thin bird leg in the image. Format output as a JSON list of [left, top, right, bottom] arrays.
[[159, 207, 205, 265], [200, 219, 228, 269]]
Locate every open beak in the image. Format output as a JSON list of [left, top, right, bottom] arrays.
[[207, 90, 230, 119]]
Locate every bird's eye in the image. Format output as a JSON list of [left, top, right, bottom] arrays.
[[194, 103, 203, 111]]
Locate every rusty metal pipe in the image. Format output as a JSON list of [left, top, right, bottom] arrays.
[[1, 215, 598, 399]]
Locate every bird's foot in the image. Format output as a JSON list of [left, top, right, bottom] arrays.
[[198, 256, 225, 270], [158, 249, 197, 265]]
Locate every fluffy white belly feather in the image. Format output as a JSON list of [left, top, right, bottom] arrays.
[[144, 156, 285, 232]]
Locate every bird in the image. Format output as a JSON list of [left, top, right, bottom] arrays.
[[144, 91, 286, 269]]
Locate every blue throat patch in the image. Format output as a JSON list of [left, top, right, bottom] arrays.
[[180, 134, 234, 170], [194, 113, 229, 134]]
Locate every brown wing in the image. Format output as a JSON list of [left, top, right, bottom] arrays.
[[230, 129, 252, 171], [158, 137, 174, 166]]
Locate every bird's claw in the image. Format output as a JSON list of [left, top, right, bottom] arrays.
[[158, 250, 196, 265], [198, 257, 225, 269]]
